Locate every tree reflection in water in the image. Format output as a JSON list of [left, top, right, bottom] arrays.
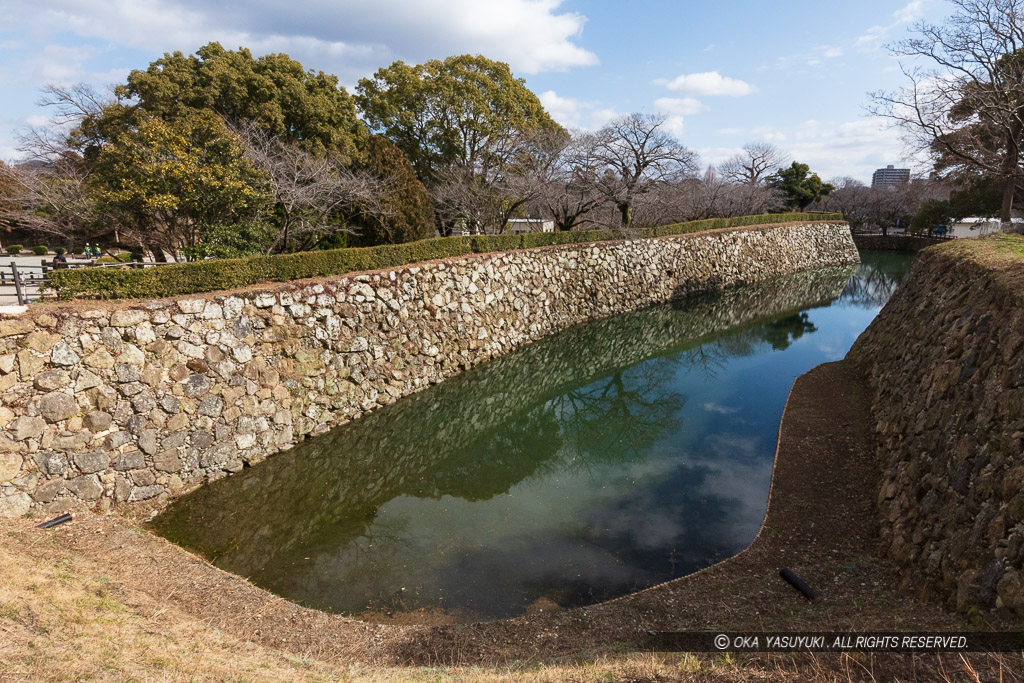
[[153, 251, 912, 619]]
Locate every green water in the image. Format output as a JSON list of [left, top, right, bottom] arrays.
[[154, 251, 912, 621]]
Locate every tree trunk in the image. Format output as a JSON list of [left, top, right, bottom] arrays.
[[1001, 125, 1022, 233], [1000, 172, 1017, 232], [618, 202, 631, 229]]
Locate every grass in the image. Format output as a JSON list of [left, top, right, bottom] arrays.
[[2, 517, 1023, 682]]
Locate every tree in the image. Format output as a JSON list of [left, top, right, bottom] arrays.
[[356, 54, 563, 182], [718, 142, 789, 186], [536, 130, 609, 231], [767, 162, 834, 210], [593, 113, 700, 230], [90, 111, 271, 259], [97, 43, 366, 161], [0, 156, 100, 241], [910, 198, 953, 235], [350, 135, 435, 246], [871, 0, 1024, 232], [234, 124, 395, 253]]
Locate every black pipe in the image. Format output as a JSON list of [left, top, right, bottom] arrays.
[[779, 567, 818, 601], [36, 513, 72, 529]]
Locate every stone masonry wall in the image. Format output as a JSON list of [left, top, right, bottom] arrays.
[[849, 239, 1024, 616], [852, 235, 952, 252], [0, 221, 856, 517]]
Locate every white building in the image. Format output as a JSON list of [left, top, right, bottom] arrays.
[[950, 217, 1024, 239], [506, 218, 555, 234]]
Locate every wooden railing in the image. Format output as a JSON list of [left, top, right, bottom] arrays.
[[1, 258, 156, 305]]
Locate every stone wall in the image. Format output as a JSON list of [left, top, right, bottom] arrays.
[[852, 235, 952, 252], [0, 221, 857, 517], [849, 238, 1024, 616]]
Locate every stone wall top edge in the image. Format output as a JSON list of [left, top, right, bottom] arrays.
[[1, 220, 849, 322]]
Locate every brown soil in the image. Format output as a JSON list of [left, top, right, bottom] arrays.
[[2, 359, 1019, 681]]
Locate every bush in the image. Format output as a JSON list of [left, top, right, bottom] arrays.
[[95, 256, 119, 264], [72, 246, 85, 255], [48, 212, 843, 300], [32, 245, 49, 255], [114, 252, 133, 263], [5, 244, 23, 255], [54, 247, 67, 255]]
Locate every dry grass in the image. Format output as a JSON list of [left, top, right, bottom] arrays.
[[3, 518, 1023, 683]]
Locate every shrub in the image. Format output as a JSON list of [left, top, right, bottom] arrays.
[[95, 256, 119, 264], [48, 212, 843, 300], [54, 247, 67, 255], [72, 246, 85, 255], [33, 245, 49, 255], [114, 252, 133, 263], [5, 244, 23, 255]]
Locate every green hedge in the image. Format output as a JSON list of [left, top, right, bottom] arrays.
[[33, 245, 49, 255], [48, 212, 842, 300], [5, 245, 23, 255]]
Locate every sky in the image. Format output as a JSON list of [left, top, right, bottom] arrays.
[[0, 0, 952, 183]]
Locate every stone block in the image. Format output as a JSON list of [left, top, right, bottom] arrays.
[[153, 449, 181, 473], [35, 452, 67, 476], [74, 449, 110, 474], [109, 310, 149, 327], [39, 392, 78, 423], [129, 485, 164, 501], [0, 452, 22, 481], [12, 415, 45, 441], [0, 492, 31, 517], [0, 319, 33, 337], [82, 411, 112, 432], [65, 475, 103, 501], [50, 342, 81, 366], [111, 450, 145, 472]]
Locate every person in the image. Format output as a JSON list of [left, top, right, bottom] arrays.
[[84, 243, 91, 258], [53, 251, 68, 269]]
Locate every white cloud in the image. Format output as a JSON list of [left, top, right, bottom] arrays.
[[654, 97, 707, 116], [538, 90, 618, 130], [657, 71, 757, 97], [856, 0, 932, 49], [652, 97, 708, 138], [663, 116, 685, 138], [4, 0, 597, 86]]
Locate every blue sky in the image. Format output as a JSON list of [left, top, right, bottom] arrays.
[[0, 0, 950, 182]]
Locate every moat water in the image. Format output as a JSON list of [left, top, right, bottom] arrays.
[[154, 251, 913, 621]]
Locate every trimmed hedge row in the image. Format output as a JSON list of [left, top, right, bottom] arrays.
[[47, 212, 842, 300]]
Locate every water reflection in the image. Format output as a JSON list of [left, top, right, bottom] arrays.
[[154, 251, 911, 620]]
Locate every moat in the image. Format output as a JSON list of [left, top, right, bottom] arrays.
[[153, 251, 912, 622]]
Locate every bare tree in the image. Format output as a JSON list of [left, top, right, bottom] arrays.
[[870, 0, 1024, 231], [18, 83, 113, 162], [430, 128, 568, 235], [718, 142, 790, 186], [533, 130, 608, 231], [593, 113, 700, 231], [0, 156, 100, 240], [235, 123, 391, 252]]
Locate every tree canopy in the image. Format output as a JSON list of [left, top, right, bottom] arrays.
[[350, 135, 436, 246], [767, 162, 834, 211], [356, 54, 563, 180], [90, 111, 271, 256], [91, 42, 366, 162]]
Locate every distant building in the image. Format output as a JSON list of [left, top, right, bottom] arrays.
[[506, 219, 555, 234], [871, 165, 911, 188]]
